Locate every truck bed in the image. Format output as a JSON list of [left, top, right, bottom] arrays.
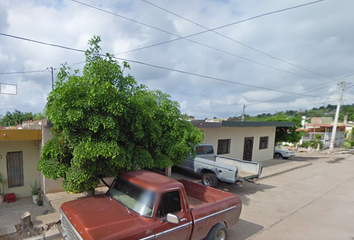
[[179, 179, 237, 209], [216, 156, 262, 178], [179, 179, 242, 240]]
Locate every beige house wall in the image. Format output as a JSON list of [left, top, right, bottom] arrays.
[[0, 140, 40, 198], [40, 126, 65, 194], [202, 126, 276, 162]]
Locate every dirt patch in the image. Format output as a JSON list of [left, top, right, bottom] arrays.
[[0, 221, 60, 240], [327, 157, 345, 164]]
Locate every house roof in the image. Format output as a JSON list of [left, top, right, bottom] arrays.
[[192, 120, 295, 128], [192, 120, 222, 128]]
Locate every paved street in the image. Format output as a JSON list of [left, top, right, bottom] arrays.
[[225, 153, 354, 240], [2, 151, 353, 240]]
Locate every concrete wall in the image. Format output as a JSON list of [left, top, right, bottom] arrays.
[[40, 126, 65, 194], [0, 140, 41, 198], [202, 127, 276, 162]]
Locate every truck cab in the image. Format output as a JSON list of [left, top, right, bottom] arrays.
[[60, 170, 241, 240]]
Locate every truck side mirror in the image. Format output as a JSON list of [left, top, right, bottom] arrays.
[[166, 213, 179, 224]]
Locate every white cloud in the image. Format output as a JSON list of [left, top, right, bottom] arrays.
[[1, 0, 354, 120]]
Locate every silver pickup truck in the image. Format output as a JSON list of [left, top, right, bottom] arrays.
[[178, 144, 262, 187]]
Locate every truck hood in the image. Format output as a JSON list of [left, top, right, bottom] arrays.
[[61, 194, 146, 240]]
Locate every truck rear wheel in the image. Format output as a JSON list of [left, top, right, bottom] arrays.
[[206, 223, 227, 240], [202, 173, 218, 187]]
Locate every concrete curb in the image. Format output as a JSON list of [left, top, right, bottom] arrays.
[[260, 163, 312, 180]]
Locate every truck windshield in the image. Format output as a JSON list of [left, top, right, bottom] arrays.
[[108, 178, 156, 218]]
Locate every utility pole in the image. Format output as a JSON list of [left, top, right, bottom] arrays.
[[50, 67, 54, 89], [241, 104, 246, 121], [329, 81, 345, 151]]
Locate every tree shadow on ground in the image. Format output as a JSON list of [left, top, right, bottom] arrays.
[[217, 181, 275, 206]]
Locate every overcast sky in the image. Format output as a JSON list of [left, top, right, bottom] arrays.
[[1, 0, 354, 119]]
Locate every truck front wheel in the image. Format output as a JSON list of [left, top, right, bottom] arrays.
[[202, 173, 218, 187], [206, 223, 227, 240]]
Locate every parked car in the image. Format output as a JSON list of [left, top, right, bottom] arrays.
[[59, 170, 242, 240], [274, 148, 295, 159], [178, 144, 262, 187]]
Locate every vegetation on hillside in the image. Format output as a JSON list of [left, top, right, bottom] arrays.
[[236, 104, 354, 123]]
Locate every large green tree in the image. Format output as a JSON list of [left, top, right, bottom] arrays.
[[38, 36, 203, 192]]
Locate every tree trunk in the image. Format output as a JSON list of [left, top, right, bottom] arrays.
[[20, 212, 33, 229]]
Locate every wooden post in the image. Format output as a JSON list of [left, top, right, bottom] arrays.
[[20, 212, 33, 229], [165, 167, 172, 177]]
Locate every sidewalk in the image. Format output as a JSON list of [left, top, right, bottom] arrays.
[[0, 156, 315, 239], [0, 186, 108, 240], [260, 158, 312, 180], [0, 196, 58, 239]]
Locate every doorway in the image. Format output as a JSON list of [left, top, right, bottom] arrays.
[[243, 137, 253, 161]]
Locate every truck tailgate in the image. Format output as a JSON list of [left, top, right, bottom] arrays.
[[179, 180, 242, 240], [217, 156, 262, 178]]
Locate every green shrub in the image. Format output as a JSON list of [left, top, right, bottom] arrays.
[[300, 141, 310, 148], [301, 140, 323, 149], [342, 141, 352, 149]]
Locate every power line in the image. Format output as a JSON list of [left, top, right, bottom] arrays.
[[0, 32, 317, 96], [141, 0, 331, 81], [71, 0, 324, 81], [118, 56, 316, 96], [246, 73, 354, 107], [0, 69, 48, 75], [0, 32, 85, 54], [247, 83, 335, 107]]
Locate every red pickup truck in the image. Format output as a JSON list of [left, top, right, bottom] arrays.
[[59, 170, 242, 240]]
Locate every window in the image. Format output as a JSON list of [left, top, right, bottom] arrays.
[[196, 145, 214, 155], [217, 139, 231, 155], [7, 151, 24, 188], [157, 191, 181, 218], [259, 136, 269, 149]]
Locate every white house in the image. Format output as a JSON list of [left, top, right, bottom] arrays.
[[192, 120, 295, 162]]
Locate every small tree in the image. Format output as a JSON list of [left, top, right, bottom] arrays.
[[38, 36, 203, 193], [266, 115, 304, 144], [315, 134, 322, 151]]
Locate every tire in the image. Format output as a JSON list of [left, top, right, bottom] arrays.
[[274, 153, 282, 159], [282, 157, 289, 159], [202, 173, 219, 187], [206, 224, 227, 240]]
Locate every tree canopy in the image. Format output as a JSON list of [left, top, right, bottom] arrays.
[[0, 110, 34, 126], [263, 114, 304, 144], [38, 36, 203, 192], [234, 113, 304, 144]]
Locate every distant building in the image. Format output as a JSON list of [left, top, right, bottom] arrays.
[[300, 117, 345, 148], [192, 120, 294, 162]]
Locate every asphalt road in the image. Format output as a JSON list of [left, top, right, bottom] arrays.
[[223, 153, 354, 240]]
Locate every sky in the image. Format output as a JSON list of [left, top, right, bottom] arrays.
[[1, 0, 354, 119]]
